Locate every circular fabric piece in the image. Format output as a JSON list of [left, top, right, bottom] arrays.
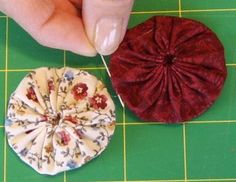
[[5, 67, 116, 175], [110, 16, 227, 123]]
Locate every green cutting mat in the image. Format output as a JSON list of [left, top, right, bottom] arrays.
[[1, 0, 236, 181]]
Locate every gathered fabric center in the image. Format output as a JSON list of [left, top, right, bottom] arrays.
[[164, 54, 175, 65]]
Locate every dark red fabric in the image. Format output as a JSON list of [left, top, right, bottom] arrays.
[[110, 16, 227, 123]]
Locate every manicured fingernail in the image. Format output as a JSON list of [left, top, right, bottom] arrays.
[[94, 17, 123, 55]]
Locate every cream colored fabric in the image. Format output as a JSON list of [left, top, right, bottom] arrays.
[[5, 67, 116, 175]]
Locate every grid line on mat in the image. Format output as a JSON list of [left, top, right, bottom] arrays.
[[122, 106, 127, 181], [0, 7, 236, 20], [3, 16, 9, 182], [2, 119, 236, 129], [178, 1, 188, 181]]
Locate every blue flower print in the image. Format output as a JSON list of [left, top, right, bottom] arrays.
[[66, 160, 77, 169], [20, 148, 28, 157], [64, 71, 74, 81], [5, 119, 13, 126]]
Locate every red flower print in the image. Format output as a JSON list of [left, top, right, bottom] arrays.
[[57, 131, 71, 146], [40, 115, 48, 121], [89, 94, 108, 110], [64, 115, 79, 124], [71, 83, 88, 100], [44, 144, 53, 153], [48, 80, 55, 93], [26, 87, 38, 102]]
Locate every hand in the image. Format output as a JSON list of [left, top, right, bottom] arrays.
[[0, 0, 134, 56]]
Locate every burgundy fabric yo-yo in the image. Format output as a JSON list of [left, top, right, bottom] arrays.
[[110, 16, 227, 123]]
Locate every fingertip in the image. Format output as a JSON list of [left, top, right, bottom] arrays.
[[82, 0, 134, 55], [94, 16, 122, 55], [96, 44, 119, 56]]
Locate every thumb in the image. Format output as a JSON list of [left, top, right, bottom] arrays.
[[82, 0, 134, 55]]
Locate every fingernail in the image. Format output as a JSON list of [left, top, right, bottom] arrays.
[[94, 17, 123, 55]]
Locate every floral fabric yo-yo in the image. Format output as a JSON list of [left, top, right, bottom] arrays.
[[5, 67, 116, 175], [110, 16, 227, 123]]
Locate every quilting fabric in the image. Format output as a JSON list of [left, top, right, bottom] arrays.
[[110, 16, 227, 123], [5, 67, 116, 175]]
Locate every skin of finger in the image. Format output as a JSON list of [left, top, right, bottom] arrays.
[[82, 0, 134, 52], [0, 0, 97, 56], [69, 0, 82, 8], [35, 11, 97, 56], [0, 0, 55, 34]]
